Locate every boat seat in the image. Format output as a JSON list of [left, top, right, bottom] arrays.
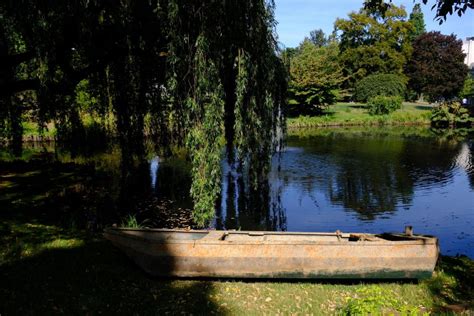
[[201, 231, 227, 240]]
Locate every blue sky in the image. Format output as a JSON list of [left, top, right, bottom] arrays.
[[274, 0, 474, 48]]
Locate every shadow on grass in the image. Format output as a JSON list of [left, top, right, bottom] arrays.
[[413, 105, 433, 111], [0, 239, 226, 315], [321, 111, 337, 117], [286, 110, 337, 119], [0, 160, 94, 221], [0, 159, 124, 233], [425, 255, 474, 313], [347, 105, 366, 109]]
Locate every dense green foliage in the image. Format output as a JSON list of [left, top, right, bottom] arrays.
[[460, 75, 474, 99], [431, 101, 472, 128], [403, 4, 427, 101], [308, 29, 328, 47], [405, 32, 468, 102], [286, 40, 344, 116], [364, 0, 474, 22], [367, 95, 403, 115], [408, 4, 426, 41], [355, 74, 406, 102], [283, 0, 470, 118], [0, 0, 286, 226], [335, 5, 413, 89]]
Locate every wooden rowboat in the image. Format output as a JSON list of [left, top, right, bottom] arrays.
[[104, 227, 438, 279]]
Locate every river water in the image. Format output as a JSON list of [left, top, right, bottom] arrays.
[[230, 127, 474, 257], [1, 127, 473, 257]]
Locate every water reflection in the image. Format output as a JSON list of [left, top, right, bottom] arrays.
[[460, 140, 474, 190], [150, 157, 160, 189], [280, 129, 464, 221], [215, 163, 287, 231], [273, 128, 473, 257]]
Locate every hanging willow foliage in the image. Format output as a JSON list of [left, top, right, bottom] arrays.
[[0, 0, 287, 227], [185, 36, 225, 226]]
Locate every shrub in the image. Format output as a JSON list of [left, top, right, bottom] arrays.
[[367, 95, 402, 115], [431, 101, 472, 128], [355, 74, 406, 102], [460, 75, 474, 100]]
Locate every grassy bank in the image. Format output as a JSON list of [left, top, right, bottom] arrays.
[[1, 219, 473, 314], [287, 102, 433, 128], [11, 103, 433, 141], [19, 113, 114, 141]]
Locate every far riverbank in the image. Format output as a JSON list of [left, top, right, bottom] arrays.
[[287, 102, 433, 128]]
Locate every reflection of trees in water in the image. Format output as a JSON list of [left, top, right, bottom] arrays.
[[151, 159, 192, 208], [106, 130, 467, 226], [117, 158, 152, 213], [456, 140, 474, 190], [121, 155, 288, 231], [215, 164, 287, 231], [328, 162, 413, 220], [2, 142, 286, 229], [5, 130, 469, 229], [284, 131, 465, 221], [469, 141, 474, 190], [425, 129, 474, 190]]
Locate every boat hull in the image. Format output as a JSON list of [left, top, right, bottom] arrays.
[[104, 228, 438, 279]]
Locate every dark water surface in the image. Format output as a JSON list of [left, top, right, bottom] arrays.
[[1, 127, 473, 257]]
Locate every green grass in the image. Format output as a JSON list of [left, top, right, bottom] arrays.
[[20, 112, 115, 140], [287, 102, 433, 128], [1, 220, 472, 315], [120, 214, 147, 228]]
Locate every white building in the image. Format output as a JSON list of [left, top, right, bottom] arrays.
[[462, 37, 474, 70]]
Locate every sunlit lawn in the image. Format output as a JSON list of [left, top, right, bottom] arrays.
[[287, 102, 433, 128]]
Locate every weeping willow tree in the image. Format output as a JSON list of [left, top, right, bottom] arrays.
[[0, 0, 287, 227]]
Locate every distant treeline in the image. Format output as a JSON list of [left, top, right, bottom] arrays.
[[282, 3, 472, 117]]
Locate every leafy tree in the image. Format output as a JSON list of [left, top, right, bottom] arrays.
[[364, 0, 473, 22], [280, 47, 299, 71], [431, 101, 471, 127], [0, 0, 287, 227], [335, 5, 413, 89], [405, 31, 468, 101], [287, 41, 344, 115], [355, 74, 406, 102], [309, 29, 328, 47], [408, 4, 426, 41]]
